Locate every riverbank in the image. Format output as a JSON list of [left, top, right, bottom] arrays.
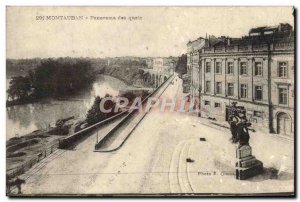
[[6, 85, 152, 179], [6, 70, 153, 179], [96, 62, 146, 87], [6, 116, 80, 175]]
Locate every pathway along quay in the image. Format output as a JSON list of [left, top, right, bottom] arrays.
[[11, 74, 176, 195], [12, 74, 293, 195]]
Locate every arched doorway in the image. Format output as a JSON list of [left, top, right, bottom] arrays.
[[277, 112, 292, 136], [150, 74, 155, 86], [144, 72, 150, 85], [159, 75, 163, 85]]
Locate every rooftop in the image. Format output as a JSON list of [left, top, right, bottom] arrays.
[[188, 23, 294, 50]]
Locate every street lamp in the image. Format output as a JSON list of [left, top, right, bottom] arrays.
[[96, 126, 99, 143]]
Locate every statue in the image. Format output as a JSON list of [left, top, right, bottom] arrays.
[[236, 118, 252, 148], [227, 102, 263, 180], [227, 102, 253, 147]]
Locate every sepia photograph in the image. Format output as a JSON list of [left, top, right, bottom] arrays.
[[5, 6, 295, 197]]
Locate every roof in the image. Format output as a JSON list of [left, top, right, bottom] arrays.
[[188, 23, 294, 50], [249, 26, 278, 34]]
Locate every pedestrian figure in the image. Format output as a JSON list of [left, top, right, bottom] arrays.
[[229, 116, 239, 143], [15, 178, 25, 194], [7, 177, 26, 194]]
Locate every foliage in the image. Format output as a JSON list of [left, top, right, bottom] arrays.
[[7, 58, 95, 102], [174, 54, 187, 77], [7, 76, 31, 101], [86, 94, 119, 126], [32, 59, 95, 98]]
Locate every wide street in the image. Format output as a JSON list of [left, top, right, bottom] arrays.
[[20, 76, 294, 195]]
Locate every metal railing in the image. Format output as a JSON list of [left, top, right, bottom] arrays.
[[7, 141, 60, 179], [58, 111, 127, 149]]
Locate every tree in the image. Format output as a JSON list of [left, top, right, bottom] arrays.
[[7, 76, 31, 101], [175, 54, 187, 77], [86, 94, 119, 126], [86, 96, 103, 125], [7, 58, 96, 104]]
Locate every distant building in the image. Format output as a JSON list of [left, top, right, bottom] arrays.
[[153, 57, 176, 73], [145, 58, 153, 69], [187, 23, 294, 136]]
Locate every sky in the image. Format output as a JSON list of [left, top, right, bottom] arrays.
[[6, 7, 294, 59]]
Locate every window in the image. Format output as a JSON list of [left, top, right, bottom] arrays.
[[255, 86, 263, 100], [227, 83, 234, 96], [215, 62, 222, 74], [227, 62, 234, 74], [205, 81, 211, 93], [253, 111, 262, 118], [204, 100, 210, 105], [216, 82, 222, 94], [279, 87, 288, 105], [240, 62, 247, 75], [215, 102, 221, 108], [240, 84, 247, 98], [254, 62, 263, 76], [206, 62, 211, 73], [278, 62, 287, 77]]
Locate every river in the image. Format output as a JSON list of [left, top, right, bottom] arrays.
[[6, 75, 132, 140]]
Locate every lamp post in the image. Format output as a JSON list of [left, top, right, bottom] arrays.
[[96, 126, 99, 143]]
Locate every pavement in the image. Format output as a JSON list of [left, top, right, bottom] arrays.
[[95, 75, 175, 152], [13, 75, 294, 195]]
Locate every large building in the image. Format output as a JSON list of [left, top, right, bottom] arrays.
[[187, 23, 294, 137], [187, 38, 206, 109]]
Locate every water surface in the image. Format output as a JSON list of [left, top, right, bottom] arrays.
[[6, 75, 130, 140]]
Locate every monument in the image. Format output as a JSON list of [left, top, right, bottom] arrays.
[[235, 145, 263, 180], [227, 102, 263, 180]]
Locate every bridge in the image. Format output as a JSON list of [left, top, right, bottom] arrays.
[[140, 68, 170, 88]]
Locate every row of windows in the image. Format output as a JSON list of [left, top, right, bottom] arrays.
[[203, 101, 264, 118], [204, 100, 221, 108], [205, 81, 250, 98], [204, 82, 288, 105], [204, 61, 288, 78]]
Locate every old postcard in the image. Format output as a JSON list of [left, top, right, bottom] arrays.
[[6, 6, 295, 196]]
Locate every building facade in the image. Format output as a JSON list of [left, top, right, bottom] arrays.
[[187, 38, 206, 110], [188, 23, 294, 137]]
